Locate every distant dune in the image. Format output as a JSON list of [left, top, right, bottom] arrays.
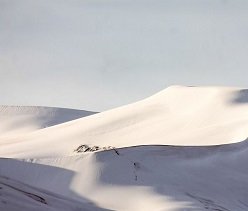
[[0, 106, 96, 140], [1, 86, 248, 210]]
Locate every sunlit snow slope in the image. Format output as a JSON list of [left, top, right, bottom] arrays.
[[1, 86, 248, 158]]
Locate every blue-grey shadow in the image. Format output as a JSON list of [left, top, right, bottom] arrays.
[[95, 138, 248, 211], [231, 89, 248, 104]]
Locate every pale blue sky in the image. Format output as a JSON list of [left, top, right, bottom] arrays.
[[1, 0, 248, 111]]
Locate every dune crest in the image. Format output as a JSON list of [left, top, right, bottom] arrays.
[[1, 86, 248, 158]]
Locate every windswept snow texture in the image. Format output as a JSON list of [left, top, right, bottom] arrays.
[[1, 86, 248, 210]]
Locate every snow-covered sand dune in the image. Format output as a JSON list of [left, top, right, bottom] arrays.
[[1, 86, 248, 158], [1, 86, 248, 210], [0, 106, 96, 143], [1, 139, 248, 210]]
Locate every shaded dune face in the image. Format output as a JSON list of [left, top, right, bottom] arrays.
[[0, 176, 110, 211], [1, 86, 248, 210], [231, 89, 248, 104]]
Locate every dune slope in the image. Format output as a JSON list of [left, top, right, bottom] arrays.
[[1, 140, 248, 210], [0, 176, 108, 211], [0, 106, 96, 143], [1, 86, 248, 158]]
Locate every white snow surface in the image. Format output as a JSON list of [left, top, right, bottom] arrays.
[[1, 86, 248, 210]]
